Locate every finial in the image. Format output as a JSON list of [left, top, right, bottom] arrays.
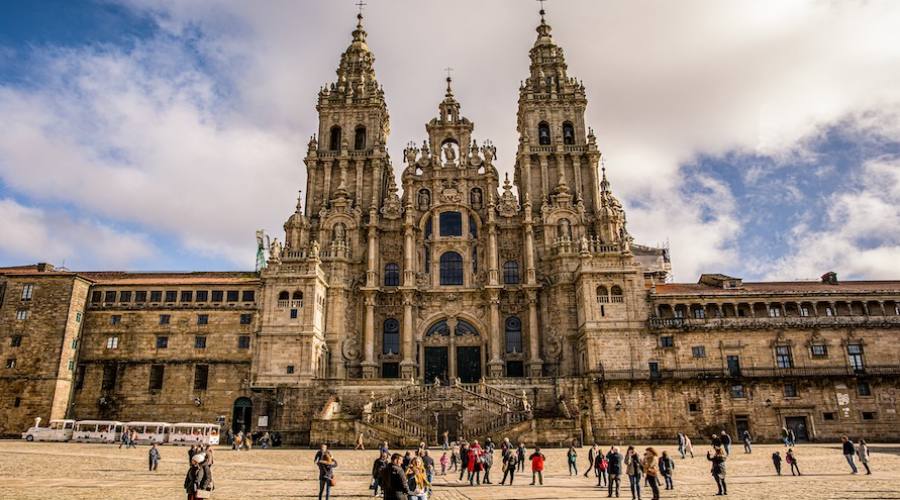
[[444, 67, 454, 96], [295, 189, 303, 213]]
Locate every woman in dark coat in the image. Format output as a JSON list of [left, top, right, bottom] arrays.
[[707, 448, 727, 496], [317, 451, 338, 500], [184, 453, 213, 500]]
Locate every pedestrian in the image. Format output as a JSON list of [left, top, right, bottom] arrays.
[[606, 446, 623, 498], [450, 442, 459, 472], [482, 448, 493, 484], [658, 450, 674, 490], [787, 428, 796, 447], [585, 443, 600, 477], [119, 427, 129, 449], [772, 451, 782, 476], [567, 445, 578, 475], [314, 443, 328, 463], [786, 448, 800, 476], [595, 448, 609, 487], [706, 448, 727, 496], [226, 428, 233, 449], [149, 443, 161, 472], [501, 437, 512, 456], [781, 427, 790, 447], [741, 430, 752, 453], [183, 452, 212, 500], [676, 433, 686, 459], [129, 429, 138, 448], [380, 453, 411, 500], [642, 448, 660, 500], [529, 446, 546, 485], [188, 444, 197, 464], [711, 433, 722, 450], [721, 430, 732, 456], [234, 431, 243, 451], [355, 432, 365, 450], [371, 451, 388, 496], [467, 440, 483, 485], [439, 451, 449, 475], [458, 441, 469, 481], [316, 451, 338, 500], [517, 442, 527, 472], [402, 451, 413, 471], [842, 435, 859, 474], [625, 446, 643, 500], [379, 441, 390, 456], [442, 431, 449, 450], [501, 448, 518, 485], [203, 445, 215, 467], [243, 433, 253, 451], [683, 435, 694, 458], [422, 449, 435, 488], [405, 456, 429, 500], [858, 439, 871, 475]]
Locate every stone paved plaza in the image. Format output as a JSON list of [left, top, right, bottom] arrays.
[[0, 441, 898, 499]]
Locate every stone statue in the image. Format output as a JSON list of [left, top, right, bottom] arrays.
[[417, 189, 430, 211], [333, 223, 346, 242], [442, 141, 457, 164], [520, 390, 532, 412], [471, 188, 483, 207], [255, 230, 267, 271], [310, 240, 320, 258], [433, 376, 441, 387], [268, 237, 283, 262], [454, 377, 462, 387]]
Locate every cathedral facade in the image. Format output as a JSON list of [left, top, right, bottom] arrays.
[[2, 11, 899, 446]]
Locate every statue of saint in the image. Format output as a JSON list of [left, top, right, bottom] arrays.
[[442, 142, 457, 164], [418, 189, 431, 210]]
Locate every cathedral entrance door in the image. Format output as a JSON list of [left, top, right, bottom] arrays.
[[436, 411, 459, 444], [456, 346, 481, 383], [424, 347, 449, 383], [232, 397, 252, 434]]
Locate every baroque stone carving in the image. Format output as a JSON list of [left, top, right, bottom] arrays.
[[498, 173, 520, 218], [341, 335, 361, 362]]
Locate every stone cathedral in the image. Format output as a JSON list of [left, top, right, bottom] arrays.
[[2, 11, 899, 446]]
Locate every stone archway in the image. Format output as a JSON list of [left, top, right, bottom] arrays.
[[422, 317, 484, 383]]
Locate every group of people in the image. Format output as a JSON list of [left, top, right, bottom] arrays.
[[118, 427, 139, 448]]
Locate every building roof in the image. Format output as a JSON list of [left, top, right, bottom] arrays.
[[654, 280, 900, 297], [0, 264, 259, 285]]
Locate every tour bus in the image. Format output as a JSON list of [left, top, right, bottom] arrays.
[[72, 420, 124, 443], [167, 423, 221, 446], [22, 419, 76, 442], [125, 421, 170, 444]]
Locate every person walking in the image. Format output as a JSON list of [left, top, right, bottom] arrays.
[[658, 450, 674, 490], [787, 428, 796, 447], [720, 430, 733, 456], [676, 433, 686, 459], [595, 449, 609, 487], [422, 449, 436, 488], [371, 452, 389, 497], [316, 451, 338, 500], [467, 441, 483, 485], [710, 434, 722, 451], [706, 448, 727, 496], [842, 436, 859, 474], [458, 441, 470, 481], [786, 448, 801, 476], [642, 448, 660, 500], [529, 447, 546, 486], [442, 431, 450, 450], [119, 426, 129, 449], [314, 444, 328, 463], [858, 439, 871, 475], [625, 446, 643, 500], [380, 453, 411, 500], [355, 432, 365, 450], [606, 446, 623, 498], [439, 451, 449, 476], [149, 443, 161, 472], [517, 442, 527, 472], [584, 443, 600, 478], [450, 442, 459, 472], [567, 446, 578, 476], [405, 456, 429, 500], [501, 449, 518, 485], [683, 435, 694, 458], [482, 448, 493, 484], [772, 451, 782, 476], [781, 427, 790, 447], [129, 429, 138, 448], [741, 430, 752, 454], [183, 453, 212, 500]]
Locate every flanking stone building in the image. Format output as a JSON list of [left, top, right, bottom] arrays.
[[2, 11, 899, 445]]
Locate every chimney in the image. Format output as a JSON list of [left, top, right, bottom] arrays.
[[36, 262, 55, 272], [821, 271, 838, 285]]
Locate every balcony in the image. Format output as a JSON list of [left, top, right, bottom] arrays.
[[276, 300, 303, 309], [596, 364, 900, 382], [648, 315, 900, 331]]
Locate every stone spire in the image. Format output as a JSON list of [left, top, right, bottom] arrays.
[[438, 74, 461, 123]]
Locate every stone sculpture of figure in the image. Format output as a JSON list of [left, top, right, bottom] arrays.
[[332, 223, 346, 242], [362, 399, 373, 422], [454, 377, 462, 387], [434, 376, 442, 387], [269, 238, 283, 261], [471, 188, 483, 208], [520, 390, 532, 412], [483, 143, 495, 164], [310, 240, 320, 258], [442, 141, 457, 164], [418, 189, 431, 211]]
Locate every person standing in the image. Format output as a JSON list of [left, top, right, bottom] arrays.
[[450, 443, 459, 472], [501, 449, 518, 485], [625, 446, 643, 500], [380, 453, 411, 500], [720, 430, 732, 456], [772, 451, 782, 476], [658, 450, 674, 490], [316, 451, 338, 500], [706, 448, 727, 496], [120, 427, 129, 449], [567, 446, 578, 476], [529, 447, 546, 486], [858, 439, 871, 475], [677, 433, 686, 459], [786, 448, 801, 476], [183, 453, 212, 500], [442, 431, 450, 450], [467, 441, 483, 485], [642, 448, 660, 500], [422, 449, 435, 487], [405, 456, 429, 500], [379, 441, 390, 456], [595, 449, 609, 487], [148, 443, 161, 472], [188, 444, 197, 465], [741, 430, 752, 454], [606, 446, 623, 498], [439, 451, 449, 476], [781, 427, 790, 447], [787, 428, 796, 447], [842, 436, 859, 474], [371, 452, 388, 496], [517, 442, 527, 472], [482, 448, 494, 484], [584, 443, 600, 478], [458, 441, 469, 481], [683, 435, 694, 458]]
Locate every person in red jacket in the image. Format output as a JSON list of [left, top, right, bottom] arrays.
[[467, 440, 483, 485], [529, 446, 546, 486]]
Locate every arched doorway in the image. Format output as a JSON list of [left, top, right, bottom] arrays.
[[232, 397, 252, 434], [423, 318, 482, 383]]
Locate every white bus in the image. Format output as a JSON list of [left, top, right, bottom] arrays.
[[125, 422, 170, 444], [168, 423, 221, 446], [72, 420, 124, 443], [22, 418, 75, 442]]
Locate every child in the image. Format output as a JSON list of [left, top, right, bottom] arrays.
[[772, 451, 782, 476], [786, 448, 801, 476], [529, 447, 546, 486], [440, 452, 449, 476], [148, 443, 160, 471]]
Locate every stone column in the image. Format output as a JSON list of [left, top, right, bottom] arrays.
[[539, 155, 549, 204], [526, 289, 543, 377], [449, 335, 457, 380], [487, 291, 503, 378], [400, 291, 416, 379], [361, 292, 377, 378], [366, 208, 378, 287], [572, 155, 583, 200], [403, 204, 416, 286], [522, 155, 532, 208], [523, 209, 537, 285], [355, 159, 364, 207]]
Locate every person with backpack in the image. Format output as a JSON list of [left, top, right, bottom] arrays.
[[771, 451, 782, 476], [606, 446, 623, 498], [529, 447, 546, 486], [786, 448, 800, 476], [658, 450, 675, 490]]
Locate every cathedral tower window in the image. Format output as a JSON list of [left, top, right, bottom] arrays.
[[596, 285, 609, 303], [503, 261, 520, 285], [384, 263, 400, 287], [563, 121, 575, 145], [292, 291, 304, 307], [439, 211, 463, 237], [382, 318, 400, 355], [439, 252, 464, 285], [354, 125, 366, 150], [610, 286, 624, 302], [505, 316, 523, 353], [329, 126, 342, 150], [538, 121, 551, 145]]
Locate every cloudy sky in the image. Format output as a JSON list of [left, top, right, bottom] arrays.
[[1, 0, 899, 282]]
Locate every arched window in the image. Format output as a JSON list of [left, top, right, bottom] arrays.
[[596, 285, 609, 303], [456, 319, 478, 336], [382, 318, 400, 355], [503, 261, 520, 285], [426, 320, 450, 337], [439, 211, 463, 237], [278, 291, 289, 301], [505, 316, 522, 353], [610, 285, 623, 303], [384, 263, 400, 287], [329, 126, 342, 151], [557, 218, 572, 240], [538, 121, 551, 145], [292, 290, 303, 306], [439, 252, 463, 285], [354, 125, 366, 150], [562, 121, 575, 145]]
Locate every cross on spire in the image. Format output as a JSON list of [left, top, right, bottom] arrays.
[[537, 0, 547, 19], [355, 0, 367, 16], [444, 67, 454, 80]]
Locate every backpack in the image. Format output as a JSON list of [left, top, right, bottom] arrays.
[[599, 457, 608, 471]]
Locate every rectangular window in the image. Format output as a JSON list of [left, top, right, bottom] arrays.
[[193, 364, 209, 390], [823, 412, 836, 421], [673, 309, 684, 319], [21, 284, 34, 301], [775, 345, 793, 368], [381, 362, 400, 378], [799, 307, 810, 317], [76, 311, 82, 322], [91, 291, 102, 303], [688, 402, 701, 413], [5, 358, 16, 369], [240, 313, 252, 325], [134, 291, 147, 303], [159, 314, 170, 325], [14, 397, 21, 407], [649, 361, 661, 379], [290, 308, 298, 319], [211, 290, 224, 302], [691, 345, 706, 358], [156, 336, 168, 349], [783, 383, 798, 398], [197, 314, 209, 325], [194, 336, 206, 349], [101, 364, 118, 390], [71, 339, 77, 349], [10, 335, 22, 347], [195, 290, 208, 302], [286, 365, 295, 374], [439, 211, 463, 237], [847, 344, 864, 371], [104, 291, 116, 303], [810, 344, 828, 358], [693, 308, 705, 319], [106, 336, 119, 349], [180, 290, 193, 302], [149, 291, 163, 302], [226, 290, 239, 302], [769, 307, 782, 317], [149, 364, 165, 391], [110, 315, 121, 325], [74, 364, 86, 391], [238, 335, 251, 349], [857, 381, 872, 396], [15, 310, 29, 321], [242, 290, 255, 302], [68, 360, 74, 371], [862, 411, 876, 420], [119, 291, 132, 302], [659, 336, 674, 348], [730, 385, 745, 399], [164, 291, 177, 302]]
